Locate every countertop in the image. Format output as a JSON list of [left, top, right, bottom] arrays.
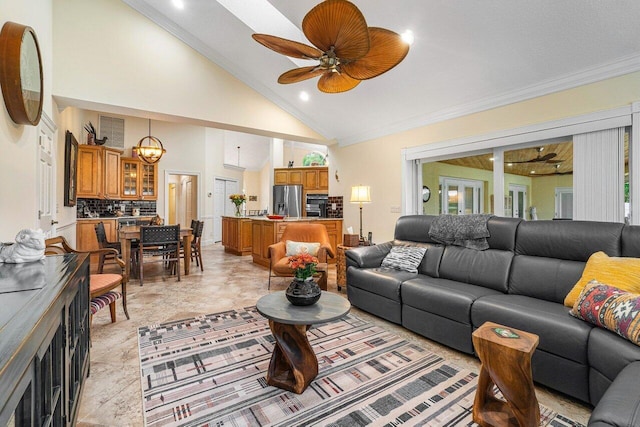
[[76, 215, 155, 221]]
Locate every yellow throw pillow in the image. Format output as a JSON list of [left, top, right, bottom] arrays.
[[564, 251, 640, 307]]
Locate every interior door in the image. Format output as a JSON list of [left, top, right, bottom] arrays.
[[508, 185, 527, 219], [556, 187, 574, 219], [441, 178, 483, 215], [38, 120, 56, 236]]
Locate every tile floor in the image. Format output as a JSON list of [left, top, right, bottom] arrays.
[[77, 244, 592, 426]]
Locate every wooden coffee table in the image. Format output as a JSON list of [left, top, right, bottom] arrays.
[[256, 291, 350, 394], [472, 321, 540, 427]]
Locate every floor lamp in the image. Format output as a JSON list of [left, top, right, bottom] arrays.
[[350, 185, 371, 243]]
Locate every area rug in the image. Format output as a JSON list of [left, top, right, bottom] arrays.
[[138, 307, 585, 427]]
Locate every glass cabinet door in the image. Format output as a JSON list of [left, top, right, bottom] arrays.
[[141, 163, 156, 198], [122, 160, 139, 198]]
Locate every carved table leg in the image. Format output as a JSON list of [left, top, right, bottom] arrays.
[[266, 320, 317, 394]]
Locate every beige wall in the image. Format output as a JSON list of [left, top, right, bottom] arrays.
[[531, 174, 574, 220], [332, 73, 640, 242], [52, 0, 326, 143]]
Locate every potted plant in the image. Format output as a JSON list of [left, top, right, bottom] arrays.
[[285, 253, 321, 305]]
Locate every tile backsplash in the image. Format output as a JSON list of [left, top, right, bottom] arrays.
[[77, 199, 156, 218], [327, 196, 343, 218]]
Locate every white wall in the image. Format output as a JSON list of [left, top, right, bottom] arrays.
[[0, 0, 56, 241]]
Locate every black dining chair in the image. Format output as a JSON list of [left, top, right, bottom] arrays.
[[137, 225, 181, 286], [94, 222, 121, 273], [189, 220, 205, 271]]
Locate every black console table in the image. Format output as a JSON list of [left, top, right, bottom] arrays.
[[0, 253, 90, 427]]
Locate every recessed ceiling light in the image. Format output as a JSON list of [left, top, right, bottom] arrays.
[[401, 30, 414, 45], [507, 163, 513, 166], [530, 170, 536, 174], [489, 157, 494, 161], [299, 91, 309, 102], [172, 0, 185, 10]]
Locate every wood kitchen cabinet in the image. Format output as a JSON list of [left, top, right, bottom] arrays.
[[251, 218, 342, 267], [273, 167, 328, 191], [120, 157, 158, 200], [76, 145, 122, 199], [0, 254, 90, 427], [221, 216, 253, 255]]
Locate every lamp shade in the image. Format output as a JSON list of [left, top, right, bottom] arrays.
[[350, 185, 371, 203]]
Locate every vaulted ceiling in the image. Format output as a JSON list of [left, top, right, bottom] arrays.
[[124, 0, 640, 148]]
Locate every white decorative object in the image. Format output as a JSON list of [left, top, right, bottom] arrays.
[[0, 229, 46, 263]]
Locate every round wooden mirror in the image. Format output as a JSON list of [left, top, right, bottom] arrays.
[[0, 22, 43, 126]]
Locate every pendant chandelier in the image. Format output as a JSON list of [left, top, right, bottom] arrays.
[[135, 119, 166, 164]]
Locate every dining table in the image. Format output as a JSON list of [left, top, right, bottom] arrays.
[[118, 225, 193, 279]]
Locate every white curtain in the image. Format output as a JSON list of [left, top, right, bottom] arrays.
[[573, 127, 625, 222]]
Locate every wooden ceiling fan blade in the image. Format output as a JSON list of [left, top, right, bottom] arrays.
[[252, 34, 322, 59], [302, 0, 369, 60], [317, 72, 360, 93], [278, 67, 326, 84], [341, 28, 410, 80], [539, 152, 557, 161]]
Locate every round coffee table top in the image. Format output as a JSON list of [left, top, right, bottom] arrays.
[[256, 291, 351, 325]]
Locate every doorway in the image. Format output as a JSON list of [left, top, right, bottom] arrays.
[[508, 184, 527, 219], [165, 172, 199, 227], [440, 177, 484, 215]]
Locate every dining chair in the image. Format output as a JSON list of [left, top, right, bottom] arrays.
[[45, 236, 130, 326], [267, 223, 334, 290], [94, 221, 121, 273], [137, 224, 181, 286], [189, 219, 205, 271]]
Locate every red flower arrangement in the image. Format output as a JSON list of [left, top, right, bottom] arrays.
[[288, 253, 318, 280]]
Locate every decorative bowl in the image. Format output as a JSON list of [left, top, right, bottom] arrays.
[[266, 215, 285, 220]]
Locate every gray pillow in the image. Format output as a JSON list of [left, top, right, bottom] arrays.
[[381, 246, 427, 273]]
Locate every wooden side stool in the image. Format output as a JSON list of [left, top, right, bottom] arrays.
[[472, 321, 540, 427]]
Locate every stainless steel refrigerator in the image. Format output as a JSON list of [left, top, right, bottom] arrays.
[[273, 185, 303, 217]]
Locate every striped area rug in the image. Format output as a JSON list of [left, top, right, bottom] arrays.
[[138, 307, 584, 427]]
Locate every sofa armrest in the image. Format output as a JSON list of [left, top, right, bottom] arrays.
[[589, 361, 640, 427], [346, 242, 392, 268]]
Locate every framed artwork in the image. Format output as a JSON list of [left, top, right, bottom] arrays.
[[64, 130, 78, 207]]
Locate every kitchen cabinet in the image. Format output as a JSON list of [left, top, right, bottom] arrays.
[[120, 157, 158, 200], [273, 167, 328, 191], [221, 216, 253, 255], [0, 254, 90, 427], [76, 145, 122, 199], [76, 218, 117, 270], [251, 218, 342, 267]]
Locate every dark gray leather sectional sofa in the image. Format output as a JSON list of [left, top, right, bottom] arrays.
[[346, 215, 640, 426]]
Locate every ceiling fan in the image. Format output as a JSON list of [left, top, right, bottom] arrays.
[[533, 164, 573, 176], [252, 0, 410, 93], [508, 147, 561, 164]]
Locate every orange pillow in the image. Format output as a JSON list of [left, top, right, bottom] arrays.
[[564, 251, 640, 307]]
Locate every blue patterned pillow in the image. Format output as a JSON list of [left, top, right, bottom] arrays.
[[381, 246, 427, 273]]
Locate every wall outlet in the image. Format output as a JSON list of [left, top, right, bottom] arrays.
[[390, 206, 401, 213], [331, 203, 337, 210]]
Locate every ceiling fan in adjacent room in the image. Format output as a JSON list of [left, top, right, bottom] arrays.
[[508, 147, 562, 164], [252, 0, 410, 93]]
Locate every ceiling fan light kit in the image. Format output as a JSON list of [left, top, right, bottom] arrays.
[[252, 0, 410, 93]]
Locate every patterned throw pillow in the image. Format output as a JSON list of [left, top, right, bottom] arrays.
[[380, 246, 427, 273], [570, 280, 640, 346], [285, 240, 320, 256]]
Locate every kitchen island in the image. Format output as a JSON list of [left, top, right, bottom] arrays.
[[250, 217, 343, 267]]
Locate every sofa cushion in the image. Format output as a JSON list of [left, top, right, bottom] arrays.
[[402, 276, 502, 324], [381, 246, 427, 273], [346, 267, 416, 302], [571, 281, 640, 347], [564, 251, 640, 307], [588, 326, 640, 385], [515, 220, 623, 260], [438, 246, 513, 292], [471, 294, 592, 364], [588, 361, 640, 427], [509, 255, 584, 303]]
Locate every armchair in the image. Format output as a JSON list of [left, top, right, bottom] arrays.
[[267, 223, 335, 290]]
